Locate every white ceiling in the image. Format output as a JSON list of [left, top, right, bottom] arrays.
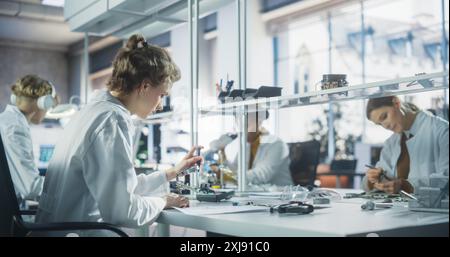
[[0, 0, 84, 48], [41, 0, 64, 7], [0, 16, 84, 46]]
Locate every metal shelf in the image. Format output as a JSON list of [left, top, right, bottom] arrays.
[[143, 72, 448, 124], [65, 0, 233, 38], [141, 111, 178, 125], [199, 71, 449, 116], [141, 71, 448, 124]]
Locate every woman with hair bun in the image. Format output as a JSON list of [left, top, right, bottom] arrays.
[[0, 74, 58, 200], [362, 96, 448, 194], [36, 34, 201, 236]]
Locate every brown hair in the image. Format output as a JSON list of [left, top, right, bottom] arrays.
[[107, 34, 181, 94], [11, 74, 52, 99], [366, 96, 420, 119]]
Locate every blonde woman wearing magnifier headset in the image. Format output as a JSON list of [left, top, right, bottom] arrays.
[[0, 74, 58, 201]]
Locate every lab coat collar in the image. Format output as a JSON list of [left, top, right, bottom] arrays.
[[259, 130, 278, 144], [404, 111, 425, 139], [91, 90, 131, 116], [5, 104, 29, 125]]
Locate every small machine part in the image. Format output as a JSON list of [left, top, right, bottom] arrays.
[[409, 176, 449, 213], [313, 197, 330, 205], [173, 181, 235, 202], [217, 78, 235, 103], [344, 191, 406, 202], [344, 192, 367, 199], [196, 190, 235, 202], [320, 74, 348, 96], [173, 181, 197, 194], [193, 183, 234, 202], [361, 200, 393, 211]]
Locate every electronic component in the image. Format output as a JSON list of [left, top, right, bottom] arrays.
[[196, 184, 234, 202], [313, 197, 330, 205], [361, 200, 393, 211], [320, 74, 348, 96]]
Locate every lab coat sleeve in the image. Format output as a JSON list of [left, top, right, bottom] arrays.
[[435, 122, 449, 176], [135, 172, 169, 196], [361, 140, 394, 192], [247, 141, 289, 185], [82, 115, 166, 228], [222, 150, 238, 172], [227, 155, 238, 173], [3, 124, 44, 200]]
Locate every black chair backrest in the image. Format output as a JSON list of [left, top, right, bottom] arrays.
[[0, 133, 22, 235], [288, 140, 320, 187], [330, 159, 357, 175]]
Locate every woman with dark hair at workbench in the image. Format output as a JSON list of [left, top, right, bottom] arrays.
[[362, 96, 448, 194]]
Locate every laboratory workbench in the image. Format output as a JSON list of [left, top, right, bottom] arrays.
[[155, 189, 448, 237]]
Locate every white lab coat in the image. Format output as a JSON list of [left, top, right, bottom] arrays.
[[362, 111, 449, 191], [0, 105, 44, 200], [36, 90, 168, 236], [227, 133, 293, 186]]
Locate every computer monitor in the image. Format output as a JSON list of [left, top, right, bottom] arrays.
[[38, 144, 55, 176], [39, 144, 55, 163]]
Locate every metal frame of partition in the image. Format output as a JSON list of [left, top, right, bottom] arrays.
[[188, 0, 200, 190], [326, 11, 335, 163], [237, 0, 247, 192], [83, 32, 90, 105], [441, 0, 448, 105]]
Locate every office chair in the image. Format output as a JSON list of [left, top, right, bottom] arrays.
[[288, 140, 321, 187], [330, 159, 357, 175], [330, 159, 358, 188], [0, 133, 128, 237]]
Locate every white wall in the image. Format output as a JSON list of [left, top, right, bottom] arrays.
[[216, 3, 239, 88], [216, 1, 274, 89], [246, 0, 274, 89], [0, 44, 69, 112]]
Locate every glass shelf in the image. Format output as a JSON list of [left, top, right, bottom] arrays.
[[141, 111, 176, 125], [199, 71, 449, 116], [65, 0, 234, 38], [142, 71, 448, 124]]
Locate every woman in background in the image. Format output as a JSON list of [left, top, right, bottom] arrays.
[[217, 110, 293, 186]]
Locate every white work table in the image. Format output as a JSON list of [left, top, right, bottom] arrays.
[[155, 190, 449, 237]]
